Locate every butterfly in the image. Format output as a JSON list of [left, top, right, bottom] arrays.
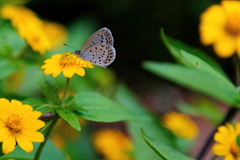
[[65, 27, 116, 68]]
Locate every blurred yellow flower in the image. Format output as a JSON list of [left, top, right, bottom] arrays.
[[51, 118, 87, 149], [212, 123, 240, 160], [0, 5, 67, 54], [199, 0, 240, 58], [0, 98, 45, 154], [41, 52, 94, 78], [92, 129, 133, 160], [43, 20, 68, 50], [162, 112, 198, 140]]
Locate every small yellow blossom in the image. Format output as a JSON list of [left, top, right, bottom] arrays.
[[162, 112, 198, 140], [0, 5, 67, 54], [0, 98, 45, 154], [199, 0, 240, 58], [212, 123, 240, 160], [41, 52, 94, 78], [92, 129, 133, 160]]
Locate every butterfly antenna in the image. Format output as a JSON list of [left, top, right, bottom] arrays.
[[63, 43, 79, 50]]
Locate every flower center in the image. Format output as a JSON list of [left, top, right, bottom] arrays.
[[6, 114, 24, 132], [59, 52, 78, 66], [231, 142, 240, 158], [225, 13, 240, 37]]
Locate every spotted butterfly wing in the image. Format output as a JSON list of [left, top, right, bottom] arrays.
[[80, 27, 114, 52], [80, 44, 116, 67], [75, 27, 116, 67]]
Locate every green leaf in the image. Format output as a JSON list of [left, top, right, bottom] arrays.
[[160, 29, 228, 78], [65, 95, 87, 112], [22, 98, 55, 132], [177, 100, 223, 124], [0, 19, 27, 58], [143, 62, 238, 105], [37, 72, 61, 105], [0, 59, 18, 80], [115, 84, 177, 160], [73, 92, 136, 122], [180, 50, 229, 82], [22, 98, 52, 112], [0, 139, 66, 160], [236, 135, 240, 148], [55, 107, 81, 131], [141, 129, 195, 160], [65, 95, 77, 106], [0, 143, 3, 157]]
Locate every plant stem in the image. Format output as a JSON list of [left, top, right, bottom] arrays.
[[197, 107, 237, 160], [34, 77, 71, 159], [61, 77, 70, 107], [34, 116, 59, 160], [197, 54, 240, 159]]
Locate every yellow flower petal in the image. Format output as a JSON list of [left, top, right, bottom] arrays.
[[199, 24, 225, 45], [226, 123, 237, 140], [224, 154, 236, 160], [0, 5, 67, 54], [236, 122, 240, 134], [75, 67, 85, 77], [162, 112, 198, 140], [41, 52, 93, 78], [199, 1, 240, 58], [92, 129, 133, 160], [62, 66, 76, 78], [0, 127, 11, 141], [212, 144, 230, 156], [25, 120, 45, 130], [16, 134, 33, 153], [212, 122, 240, 159], [20, 129, 44, 142], [0, 98, 45, 154], [0, 99, 10, 122], [221, 0, 240, 14], [214, 132, 232, 146], [2, 135, 16, 154], [24, 110, 42, 121], [17, 104, 33, 120], [213, 34, 236, 57], [52, 69, 63, 78], [200, 5, 227, 25]]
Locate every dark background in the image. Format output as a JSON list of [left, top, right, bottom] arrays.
[[26, 0, 232, 110]]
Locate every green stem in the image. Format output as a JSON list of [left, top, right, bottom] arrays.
[[61, 78, 70, 107], [34, 116, 59, 160], [34, 77, 71, 159], [197, 53, 240, 160]]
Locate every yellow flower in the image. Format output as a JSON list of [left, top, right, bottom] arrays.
[[199, 0, 240, 58], [43, 20, 68, 50], [212, 123, 240, 160], [162, 112, 198, 140], [0, 98, 45, 154], [0, 5, 67, 54], [92, 129, 133, 160], [41, 52, 94, 78]]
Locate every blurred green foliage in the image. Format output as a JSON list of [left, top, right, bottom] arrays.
[[0, 0, 237, 160]]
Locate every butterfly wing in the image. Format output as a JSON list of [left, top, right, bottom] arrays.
[[80, 44, 116, 67], [80, 27, 114, 53]]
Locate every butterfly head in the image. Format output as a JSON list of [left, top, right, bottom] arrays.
[[74, 50, 81, 56]]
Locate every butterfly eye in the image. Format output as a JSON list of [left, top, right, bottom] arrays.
[[40, 112, 56, 121]]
